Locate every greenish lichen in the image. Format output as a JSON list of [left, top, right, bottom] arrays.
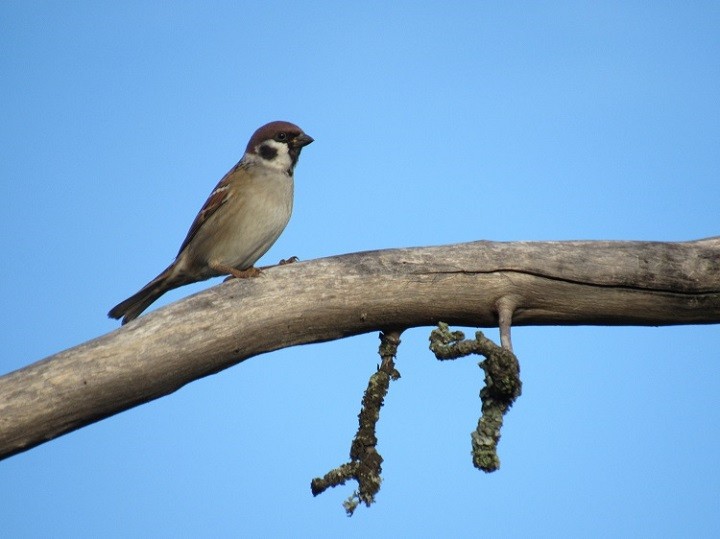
[[311, 329, 403, 515], [429, 322, 522, 472]]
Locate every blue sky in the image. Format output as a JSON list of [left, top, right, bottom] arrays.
[[2, 1, 719, 537]]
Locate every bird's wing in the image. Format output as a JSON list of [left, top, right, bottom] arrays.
[[176, 164, 240, 256]]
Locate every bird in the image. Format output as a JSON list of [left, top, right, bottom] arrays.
[[108, 120, 313, 325]]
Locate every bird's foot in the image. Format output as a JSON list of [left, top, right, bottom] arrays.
[[220, 265, 263, 281]]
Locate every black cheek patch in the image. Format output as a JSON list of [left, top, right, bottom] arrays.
[[259, 144, 278, 161]]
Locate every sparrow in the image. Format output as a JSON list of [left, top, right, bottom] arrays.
[[108, 121, 313, 324]]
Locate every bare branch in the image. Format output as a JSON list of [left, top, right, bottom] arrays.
[[1, 238, 719, 460]]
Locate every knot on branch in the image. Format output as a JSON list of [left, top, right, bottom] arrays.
[[429, 322, 522, 472]]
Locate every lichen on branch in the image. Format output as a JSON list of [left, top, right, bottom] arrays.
[[429, 322, 522, 472], [311, 329, 402, 515]]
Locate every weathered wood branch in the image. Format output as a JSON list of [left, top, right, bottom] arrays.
[[1, 238, 719, 460]]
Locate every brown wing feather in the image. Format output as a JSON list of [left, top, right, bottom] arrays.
[[176, 165, 239, 255]]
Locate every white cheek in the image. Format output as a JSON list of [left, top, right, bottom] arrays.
[[251, 139, 293, 171]]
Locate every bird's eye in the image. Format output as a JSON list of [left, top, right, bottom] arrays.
[[275, 132, 287, 142]]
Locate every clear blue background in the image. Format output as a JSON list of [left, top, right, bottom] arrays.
[[2, 2, 719, 537]]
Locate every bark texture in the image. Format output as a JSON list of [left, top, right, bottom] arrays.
[[1, 238, 719, 459]]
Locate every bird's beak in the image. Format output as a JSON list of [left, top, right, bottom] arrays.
[[292, 133, 314, 148]]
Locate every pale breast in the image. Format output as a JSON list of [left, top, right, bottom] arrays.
[[182, 168, 294, 273]]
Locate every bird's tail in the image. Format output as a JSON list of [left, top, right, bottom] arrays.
[[108, 264, 184, 325]]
